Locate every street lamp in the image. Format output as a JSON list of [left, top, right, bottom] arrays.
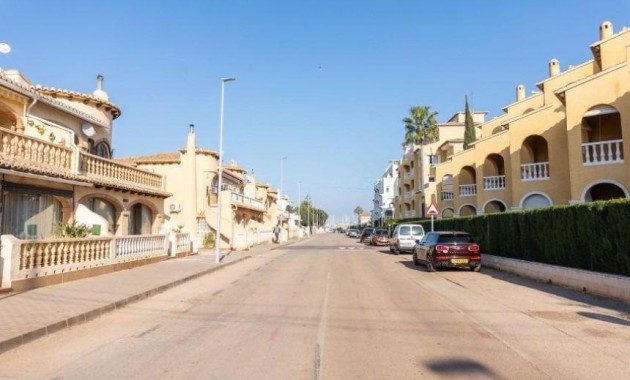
[[215, 77, 235, 263]]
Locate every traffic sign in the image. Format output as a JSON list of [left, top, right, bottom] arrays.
[[426, 203, 440, 216]]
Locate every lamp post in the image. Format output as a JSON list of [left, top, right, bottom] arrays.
[[279, 156, 287, 241], [215, 77, 235, 263], [297, 181, 301, 237]]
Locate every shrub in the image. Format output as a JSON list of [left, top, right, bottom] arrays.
[[54, 220, 91, 238]]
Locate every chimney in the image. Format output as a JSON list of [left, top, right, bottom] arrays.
[[516, 84, 526, 101], [187, 123, 196, 151], [600, 21, 613, 40], [549, 59, 560, 77]]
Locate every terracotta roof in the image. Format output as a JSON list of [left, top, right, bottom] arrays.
[[116, 153, 181, 165], [34, 85, 121, 119], [179, 147, 219, 158]]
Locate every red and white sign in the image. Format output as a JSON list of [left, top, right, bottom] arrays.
[[425, 203, 440, 217]]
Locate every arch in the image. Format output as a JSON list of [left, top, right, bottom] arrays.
[[94, 140, 112, 159], [458, 203, 477, 217], [491, 126, 504, 135], [126, 199, 159, 215], [441, 207, 454, 218], [581, 104, 622, 143], [483, 153, 505, 176], [0, 100, 18, 129], [482, 199, 507, 214], [77, 193, 124, 212], [79, 196, 119, 235], [581, 179, 630, 202], [442, 174, 454, 185], [521, 135, 549, 163], [459, 166, 476, 184], [520, 191, 553, 209], [128, 202, 154, 235]]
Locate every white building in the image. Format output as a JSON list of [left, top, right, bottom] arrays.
[[372, 160, 399, 225]]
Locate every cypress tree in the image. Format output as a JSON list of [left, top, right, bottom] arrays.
[[463, 95, 476, 149]]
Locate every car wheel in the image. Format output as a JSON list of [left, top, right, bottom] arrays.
[[412, 252, 420, 266], [394, 244, 400, 255], [472, 264, 482, 272], [389, 245, 394, 253], [426, 257, 436, 272]]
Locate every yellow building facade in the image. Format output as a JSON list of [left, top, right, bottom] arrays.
[[433, 22, 630, 218]]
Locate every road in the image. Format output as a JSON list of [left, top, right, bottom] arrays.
[[0, 234, 629, 379]]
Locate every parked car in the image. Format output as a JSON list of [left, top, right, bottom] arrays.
[[389, 224, 425, 254], [359, 227, 374, 243], [370, 229, 390, 246], [347, 228, 360, 238], [413, 231, 481, 272]]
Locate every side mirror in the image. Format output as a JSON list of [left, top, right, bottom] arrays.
[[415, 239, 420, 245]]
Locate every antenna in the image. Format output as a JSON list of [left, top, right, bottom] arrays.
[[0, 43, 11, 54]]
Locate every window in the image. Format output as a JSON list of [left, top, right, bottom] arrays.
[[428, 176, 436, 183], [2, 192, 62, 239], [428, 154, 440, 165], [399, 226, 411, 235], [437, 234, 473, 244], [411, 226, 424, 235]]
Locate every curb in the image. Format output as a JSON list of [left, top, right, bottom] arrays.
[[0, 255, 252, 355]]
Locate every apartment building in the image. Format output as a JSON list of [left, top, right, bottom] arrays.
[[433, 21, 630, 218], [372, 160, 399, 225], [394, 111, 486, 219]]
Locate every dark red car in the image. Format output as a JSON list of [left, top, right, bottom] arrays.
[[370, 229, 390, 246], [412, 231, 481, 272]]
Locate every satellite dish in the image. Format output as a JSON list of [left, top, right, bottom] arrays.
[[0, 43, 11, 54], [81, 123, 96, 137]]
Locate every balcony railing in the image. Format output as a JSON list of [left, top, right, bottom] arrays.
[[404, 210, 414, 218], [115, 234, 168, 262], [441, 191, 454, 201], [483, 175, 506, 190], [231, 192, 267, 211], [80, 152, 164, 191], [459, 184, 477, 197], [0, 128, 74, 175], [404, 190, 413, 199], [521, 162, 550, 181], [404, 172, 413, 180], [582, 139, 624, 165]]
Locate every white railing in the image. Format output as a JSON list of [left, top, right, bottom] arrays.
[[521, 162, 550, 181], [404, 210, 414, 218], [80, 152, 164, 191], [483, 175, 506, 190], [0, 128, 74, 175], [114, 234, 167, 262], [258, 230, 273, 244], [1, 234, 171, 288], [405, 191, 413, 199], [172, 233, 191, 255], [404, 172, 413, 180], [441, 191, 454, 200], [582, 140, 624, 165], [231, 192, 267, 211], [459, 184, 477, 196]]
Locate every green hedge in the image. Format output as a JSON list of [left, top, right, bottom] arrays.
[[415, 199, 630, 277]]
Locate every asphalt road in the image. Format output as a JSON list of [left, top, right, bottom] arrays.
[[0, 234, 629, 379]]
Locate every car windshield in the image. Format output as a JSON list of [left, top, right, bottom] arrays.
[[399, 226, 410, 235], [411, 226, 423, 235], [375, 230, 388, 236], [437, 234, 474, 244]]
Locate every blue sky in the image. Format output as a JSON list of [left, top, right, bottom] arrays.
[[2, 1, 630, 222]]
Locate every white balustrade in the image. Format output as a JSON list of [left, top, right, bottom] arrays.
[[404, 172, 413, 180], [441, 191, 454, 200], [405, 191, 414, 199], [582, 140, 624, 165], [404, 210, 414, 218], [521, 162, 550, 181], [459, 184, 477, 196], [173, 233, 191, 255], [0, 129, 73, 175], [114, 234, 168, 262], [483, 175, 506, 190], [231, 192, 267, 211], [80, 152, 164, 191]]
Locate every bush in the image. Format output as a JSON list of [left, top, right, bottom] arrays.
[[203, 232, 216, 249], [418, 200, 630, 276], [54, 220, 91, 238]]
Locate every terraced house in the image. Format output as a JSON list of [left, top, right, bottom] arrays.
[[432, 21, 630, 217], [0, 70, 188, 290]]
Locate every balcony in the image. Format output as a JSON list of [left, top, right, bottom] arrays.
[[483, 175, 506, 190], [231, 192, 267, 212], [404, 171, 413, 180], [404, 210, 414, 218], [441, 191, 454, 201], [521, 162, 549, 181], [404, 190, 413, 199], [582, 140, 624, 165], [459, 184, 477, 197], [0, 129, 167, 195]]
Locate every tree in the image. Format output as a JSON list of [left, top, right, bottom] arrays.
[[354, 206, 364, 226], [463, 95, 476, 149], [403, 106, 439, 145]]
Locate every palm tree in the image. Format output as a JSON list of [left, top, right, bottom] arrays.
[[354, 206, 364, 226], [403, 106, 439, 145]]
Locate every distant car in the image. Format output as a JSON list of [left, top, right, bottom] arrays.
[[359, 227, 374, 243], [347, 228, 360, 238], [389, 224, 425, 254], [370, 229, 390, 246], [413, 231, 481, 272]]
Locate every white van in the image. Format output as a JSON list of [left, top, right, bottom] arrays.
[[389, 224, 425, 254]]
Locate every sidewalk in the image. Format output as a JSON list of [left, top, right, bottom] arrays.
[[0, 238, 304, 355]]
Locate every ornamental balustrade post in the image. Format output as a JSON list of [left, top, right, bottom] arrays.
[[1, 235, 22, 289]]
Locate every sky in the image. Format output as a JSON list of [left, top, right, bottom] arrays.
[[2, 0, 630, 222]]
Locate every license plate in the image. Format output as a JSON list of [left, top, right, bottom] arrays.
[[451, 259, 469, 264]]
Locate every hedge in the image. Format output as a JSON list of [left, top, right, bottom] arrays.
[[410, 199, 630, 277]]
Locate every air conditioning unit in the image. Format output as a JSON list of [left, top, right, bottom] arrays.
[[169, 202, 181, 213]]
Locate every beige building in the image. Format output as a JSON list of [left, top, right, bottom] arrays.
[[394, 111, 486, 219], [432, 21, 630, 218], [119, 128, 284, 250]]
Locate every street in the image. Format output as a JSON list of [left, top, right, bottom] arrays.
[[0, 234, 629, 379]]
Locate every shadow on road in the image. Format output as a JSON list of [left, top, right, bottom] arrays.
[[577, 311, 630, 326], [423, 358, 499, 379]]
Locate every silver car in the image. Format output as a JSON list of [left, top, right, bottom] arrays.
[[389, 224, 425, 254]]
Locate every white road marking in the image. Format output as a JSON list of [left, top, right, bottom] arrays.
[[313, 272, 331, 380]]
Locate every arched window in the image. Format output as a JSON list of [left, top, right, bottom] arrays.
[[129, 203, 153, 235], [95, 141, 111, 159], [80, 197, 117, 234]]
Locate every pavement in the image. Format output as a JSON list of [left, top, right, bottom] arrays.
[[0, 237, 305, 355]]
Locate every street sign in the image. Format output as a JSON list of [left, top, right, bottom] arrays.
[[426, 203, 439, 216]]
